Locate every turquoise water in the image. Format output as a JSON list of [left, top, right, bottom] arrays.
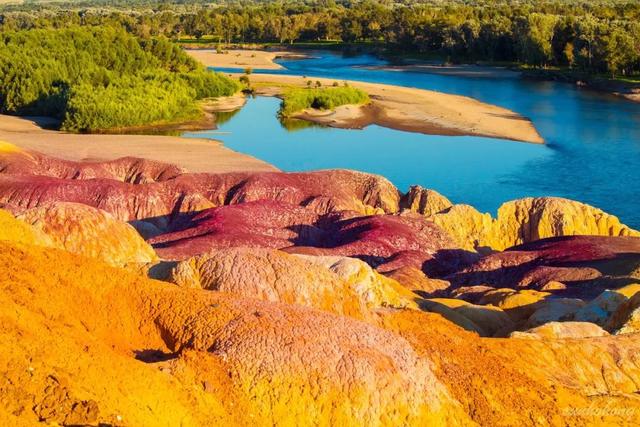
[[185, 51, 640, 227]]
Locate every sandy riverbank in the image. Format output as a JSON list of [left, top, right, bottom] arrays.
[[187, 49, 542, 143], [0, 114, 276, 173], [186, 49, 308, 70], [362, 64, 521, 79], [246, 73, 544, 144]]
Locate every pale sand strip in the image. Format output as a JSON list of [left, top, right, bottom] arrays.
[[0, 114, 277, 173], [247, 73, 545, 144], [186, 49, 309, 71], [362, 64, 521, 79]]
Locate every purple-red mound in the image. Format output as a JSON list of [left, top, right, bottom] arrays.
[[150, 200, 474, 275], [448, 235, 640, 298], [149, 200, 322, 255], [0, 150, 184, 183], [0, 149, 400, 227]]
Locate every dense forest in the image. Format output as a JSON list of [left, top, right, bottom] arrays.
[[1, 0, 639, 78], [0, 25, 238, 131]]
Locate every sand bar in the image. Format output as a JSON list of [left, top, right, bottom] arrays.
[[186, 49, 308, 70], [188, 49, 543, 143], [246, 73, 545, 144], [362, 64, 521, 79], [0, 114, 277, 173]]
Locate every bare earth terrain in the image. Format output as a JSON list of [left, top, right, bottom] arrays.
[[0, 114, 276, 173], [186, 49, 309, 70]]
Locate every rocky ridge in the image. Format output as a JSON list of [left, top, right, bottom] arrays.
[[1, 143, 640, 424]]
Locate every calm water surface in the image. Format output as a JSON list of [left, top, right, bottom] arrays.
[[185, 51, 640, 227]]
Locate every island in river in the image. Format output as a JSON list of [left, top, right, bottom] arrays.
[[187, 49, 544, 144]]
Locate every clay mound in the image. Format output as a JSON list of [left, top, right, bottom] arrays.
[[0, 208, 52, 247], [18, 202, 157, 267], [495, 197, 639, 248], [0, 168, 399, 238], [151, 200, 471, 275], [607, 291, 640, 334], [0, 147, 184, 183], [510, 321, 609, 339], [400, 185, 453, 216], [3, 147, 637, 255], [297, 254, 419, 309], [4, 241, 640, 425], [168, 248, 417, 319], [0, 241, 466, 425], [150, 200, 322, 258], [0, 173, 216, 226], [429, 204, 495, 252], [303, 213, 474, 274], [0, 147, 401, 224], [412, 195, 638, 251], [383, 266, 451, 296], [225, 169, 401, 215], [379, 308, 640, 425], [448, 235, 640, 298]]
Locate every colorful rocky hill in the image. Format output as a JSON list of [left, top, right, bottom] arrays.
[[1, 142, 640, 425]]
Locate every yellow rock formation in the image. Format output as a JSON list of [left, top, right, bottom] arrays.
[[510, 321, 609, 339], [0, 241, 468, 426], [430, 204, 495, 251], [400, 185, 453, 216], [18, 202, 158, 267], [169, 249, 419, 321], [424, 196, 639, 251], [0, 209, 52, 247], [494, 197, 639, 249], [422, 298, 515, 336]]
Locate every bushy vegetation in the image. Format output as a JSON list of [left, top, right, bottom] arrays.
[[280, 86, 369, 117], [1, 1, 639, 78], [0, 26, 239, 131]]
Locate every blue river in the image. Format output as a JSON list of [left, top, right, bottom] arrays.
[[184, 51, 640, 227]]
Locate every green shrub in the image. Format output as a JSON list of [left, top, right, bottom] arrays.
[[0, 26, 239, 131], [61, 74, 201, 132], [280, 86, 369, 117]]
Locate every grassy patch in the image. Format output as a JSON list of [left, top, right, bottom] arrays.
[[280, 86, 369, 117]]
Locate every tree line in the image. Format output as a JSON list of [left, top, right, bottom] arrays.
[[0, 25, 239, 131], [1, 1, 639, 77]]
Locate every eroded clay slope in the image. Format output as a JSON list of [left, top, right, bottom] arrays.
[[0, 242, 467, 426], [2, 241, 640, 425], [18, 202, 158, 267]]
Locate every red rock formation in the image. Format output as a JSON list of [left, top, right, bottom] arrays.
[[224, 169, 400, 214], [448, 235, 640, 299], [0, 148, 400, 222], [149, 200, 322, 258], [150, 200, 472, 277], [291, 213, 475, 275], [0, 149, 184, 183]]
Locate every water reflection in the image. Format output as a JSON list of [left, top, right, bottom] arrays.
[[185, 96, 551, 217], [206, 51, 640, 227]]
